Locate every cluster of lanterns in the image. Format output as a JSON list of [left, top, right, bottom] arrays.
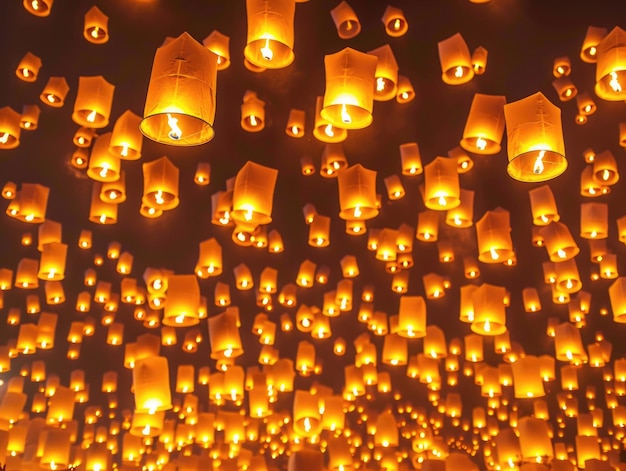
[[3, 0, 626, 471]]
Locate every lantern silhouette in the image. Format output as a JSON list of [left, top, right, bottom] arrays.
[[72, 76, 115, 128], [232, 161, 278, 226], [110, 110, 143, 160], [424, 157, 460, 210], [241, 90, 266, 132], [369, 44, 399, 101], [330, 1, 360, 39], [40, 76, 69, 107], [460, 94, 506, 155], [438, 33, 474, 85], [594, 27, 626, 100], [337, 164, 378, 220], [140, 32, 217, 145], [321, 48, 378, 129], [142, 156, 179, 211], [84, 6, 109, 44], [382, 5, 408, 37], [244, 0, 295, 69], [132, 355, 172, 413], [503, 92, 566, 182], [0, 107, 21, 149]]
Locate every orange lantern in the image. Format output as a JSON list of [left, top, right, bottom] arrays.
[[244, 0, 295, 69], [241, 90, 266, 132], [0, 107, 22, 149], [337, 164, 378, 220], [460, 94, 506, 155], [203, 30, 231, 70], [423, 157, 460, 210], [231, 161, 278, 226], [330, 1, 360, 39], [72, 76, 115, 128], [594, 27, 626, 100], [382, 6, 408, 37], [84, 6, 109, 44], [438, 33, 474, 85]]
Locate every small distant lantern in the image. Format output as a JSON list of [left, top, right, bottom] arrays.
[[523, 287, 542, 312], [20, 104, 41, 130], [594, 27, 626, 100], [580, 202, 608, 239], [109, 110, 143, 160], [396, 75, 415, 103], [438, 33, 474, 85], [286, 109, 306, 137], [244, 0, 296, 69], [423, 156, 460, 210], [100, 170, 126, 203], [140, 32, 217, 146], [73, 127, 97, 147], [580, 26, 607, 63], [16, 52, 42, 82], [203, 30, 231, 70], [309, 214, 330, 247], [382, 6, 408, 37], [40, 76, 70, 107], [241, 91, 266, 132], [472, 46, 488, 74], [196, 238, 222, 278], [576, 92, 596, 116], [330, 1, 360, 39], [0, 107, 22, 149], [504, 92, 566, 182], [400, 142, 423, 175], [552, 76, 577, 101], [460, 94, 506, 155], [87, 133, 120, 182], [84, 6, 109, 44], [592, 150, 619, 185], [142, 156, 180, 211], [445, 188, 474, 228], [89, 183, 117, 224], [321, 48, 378, 130]]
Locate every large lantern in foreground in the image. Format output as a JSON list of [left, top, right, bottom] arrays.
[[140, 32, 218, 146], [504, 92, 566, 182], [321, 48, 378, 130], [244, 0, 296, 69]]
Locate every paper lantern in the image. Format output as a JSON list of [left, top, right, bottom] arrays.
[[0, 107, 21, 149], [321, 48, 377, 130], [397, 296, 426, 339], [87, 133, 120, 183], [84, 6, 109, 44], [337, 164, 378, 220], [503, 92, 566, 181], [208, 310, 243, 359], [142, 156, 179, 211], [89, 183, 117, 224], [100, 170, 126, 203], [580, 202, 608, 239], [470, 284, 507, 336], [140, 32, 217, 145], [423, 156, 460, 210], [512, 356, 545, 398], [369, 44, 399, 101], [195, 238, 222, 278], [109, 110, 143, 160], [244, 0, 295, 69], [594, 27, 626, 100], [163, 275, 200, 327], [382, 6, 408, 37], [286, 108, 306, 137], [40, 76, 69, 107], [132, 356, 172, 413], [438, 33, 474, 85], [592, 150, 619, 185], [203, 30, 230, 70], [231, 161, 278, 226], [400, 142, 423, 175], [16, 51, 42, 82], [330, 1, 360, 39], [241, 90, 266, 132], [460, 94, 506, 155], [528, 184, 559, 226], [476, 208, 514, 263], [540, 221, 579, 261], [581, 26, 607, 63], [72, 76, 115, 128], [552, 76, 577, 101], [555, 322, 587, 363], [309, 214, 330, 247]]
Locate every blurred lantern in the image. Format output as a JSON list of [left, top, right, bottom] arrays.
[[13, 183, 50, 223], [286, 109, 306, 137], [72, 76, 115, 128], [555, 322, 587, 363], [0, 107, 21, 149], [163, 275, 200, 327], [369, 44, 399, 101], [529, 184, 559, 225], [476, 208, 514, 263], [512, 356, 545, 398], [337, 164, 378, 220], [581, 26, 607, 63], [460, 93, 506, 155], [73, 127, 97, 147], [321, 143, 348, 177], [142, 156, 179, 211], [16, 51, 42, 82], [423, 156, 460, 210], [330, 1, 360, 39], [553, 56, 571, 77], [208, 310, 243, 360], [382, 5, 408, 37], [400, 142, 423, 175], [438, 33, 474, 85], [594, 27, 626, 100], [576, 92, 596, 116], [140, 32, 217, 145], [132, 356, 172, 413], [100, 170, 126, 203], [552, 76, 577, 101], [384, 174, 405, 200], [321, 48, 377, 129], [471, 283, 507, 336], [232, 161, 278, 225], [244, 0, 295, 69], [309, 214, 330, 247], [40, 76, 69, 107], [580, 202, 608, 239], [555, 258, 582, 293], [84, 6, 109, 44], [592, 150, 619, 185], [203, 30, 231, 70], [241, 90, 266, 132], [449, 146, 473, 173], [109, 110, 143, 160], [417, 210, 439, 241], [472, 46, 488, 74], [193, 162, 211, 186], [503, 92, 566, 181], [87, 133, 120, 182], [38, 242, 67, 280]]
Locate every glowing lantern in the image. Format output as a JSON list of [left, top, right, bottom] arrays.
[[471, 284, 507, 336], [460, 94, 506, 155], [40, 76, 69, 107], [241, 90, 266, 132], [529, 185, 559, 225], [0, 107, 21, 149], [594, 27, 626, 100], [555, 322, 586, 363], [337, 164, 378, 220], [309, 214, 330, 247], [580, 202, 608, 239], [141, 32, 217, 145], [16, 51, 42, 82], [592, 150, 619, 185], [400, 142, 423, 175], [438, 33, 474, 85], [476, 208, 514, 263], [540, 221, 579, 262], [382, 6, 408, 37], [89, 183, 117, 224], [552, 76, 577, 101], [286, 108, 306, 137], [196, 238, 222, 278], [330, 1, 360, 39], [37, 242, 67, 281], [208, 310, 243, 360], [503, 92, 566, 181], [313, 95, 347, 143], [232, 161, 278, 226], [369, 44, 399, 101], [512, 356, 545, 398], [142, 156, 179, 211], [202, 30, 230, 72], [46, 385, 75, 423], [16, 258, 39, 288], [397, 296, 426, 339], [395, 75, 416, 104], [244, 0, 295, 69], [100, 170, 126, 203], [296, 340, 316, 376], [132, 356, 172, 413], [384, 174, 405, 200], [72, 76, 115, 128], [321, 48, 377, 130], [163, 275, 200, 327], [423, 157, 460, 210], [84, 6, 109, 43], [109, 110, 143, 160], [375, 411, 399, 448], [555, 258, 582, 294], [87, 133, 120, 182], [581, 26, 607, 63], [445, 188, 474, 228]]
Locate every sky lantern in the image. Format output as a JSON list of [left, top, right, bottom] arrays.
[[244, 0, 295, 69]]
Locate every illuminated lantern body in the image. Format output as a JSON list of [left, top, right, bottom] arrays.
[[163, 275, 200, 327], [592, 150, 619, 185], [244, 0, 295, 69], [580, 202, 608, 239], [581, 26, 607, 63], [595, 27, 626, 100], [554, 322, 586, 363], [330, 1, 360, 39], [438, 33, 474, 85], [89, 183, 117, 224], [609, 277, 626, 323], [400, 142, 423, 176], [397, 296, 426, 338], [0, 107, 21, 149], [423, 156, 460, 210], [446, 188, 474, 228], [132, 356, 172, 413], [476, 208, 514, 263], [529, 184, 559, 225], [241, 90, 266, 132], [369, 44, 399, 101], [142, 156, 179, 211], [38, 242, 67, 281], [84, 6, 109, 43], [13, 183, 50, 223], [208, 310, 243, 360], [231, 161, 278, 226], [321, 48, 378, 130], [110, 110, 143, 160], [504, 92, 566, 182], [552, 76, 577, 101], [141, 32, 218, 146], [203, 30, 231, 70], [337, 164, 378, 220], [472, 46, 488, 74], [460, 94, 506, 155], [471, 284, 507, 336], [286, 108, 305, 137], [40, 76, 70, 108], [540, 221, 579, 262], [196, 238, 222, 278], [16, 51, 42, 82], [20, 104, 40, 130], [87, 133, 121, 183], [396, 75, 415, 102], [382, 6, 408, 37], [313, 95, 347, 143], [72, 76, 115, 128], [24, 0, 53, 17], [512, 356, 545, 398]]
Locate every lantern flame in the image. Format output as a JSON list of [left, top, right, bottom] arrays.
[[91, 27, 100, 39], [324, 123, 335, 137], [261, 37, 273, 61], [249, 114, 258, 127], [353, 205, 362, 218], [340, 103, 352, 124], [490, 247, 499, 260], [533, 150, 545, 175], [0, 132, 9, 144], [610, 71, 622, 92], [454, 66, 464, 78], [120, 143, 129, 157], [376, 77, 386, 92], [476, 136, 487, 151], [393, 18, 402, 30], [291, 125, 299, 135], [86, 109, 97, 123], [31, 0, 39, 10], [166, 113, 182, 140]]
